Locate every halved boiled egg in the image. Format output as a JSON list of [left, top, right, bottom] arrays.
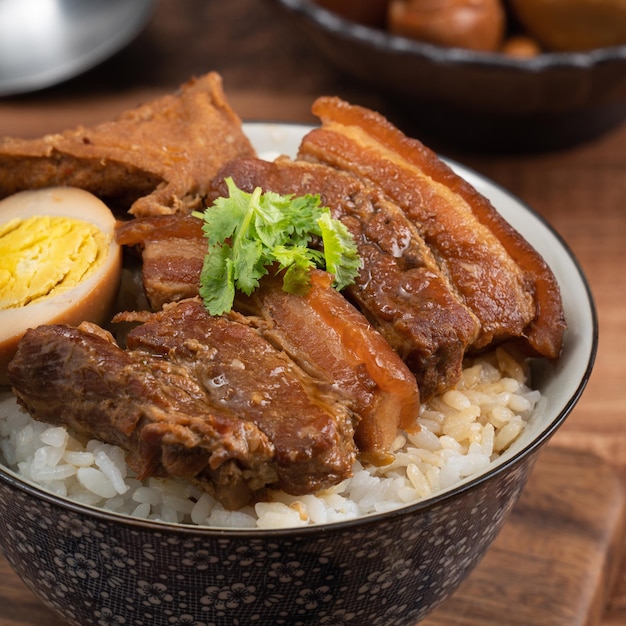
[[0, 187, 122, 385]]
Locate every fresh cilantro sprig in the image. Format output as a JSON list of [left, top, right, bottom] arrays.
[[192, 177, 361, 315]]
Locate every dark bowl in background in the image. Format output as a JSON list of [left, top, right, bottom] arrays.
[[272, 0, 626, 151]]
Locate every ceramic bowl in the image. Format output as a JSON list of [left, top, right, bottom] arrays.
[[272, 0, 626, 150], [0, 123, 597, 626]]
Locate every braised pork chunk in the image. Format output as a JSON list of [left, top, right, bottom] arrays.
[[0, 73, 255, 216], [116, 215, 206, 309], [235, 270, 421, 464], [8, 300, 357, 508]]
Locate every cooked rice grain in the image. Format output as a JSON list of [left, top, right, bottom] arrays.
[[0, 348, 540, 529]]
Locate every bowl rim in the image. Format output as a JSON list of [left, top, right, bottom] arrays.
[[275, 0, 626, 71], [0, 121, 599, 537]]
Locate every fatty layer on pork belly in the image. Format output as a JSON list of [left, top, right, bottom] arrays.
[[209, 157, 480, 400], [300, 96, 565, 359], [8, 300, 357, 509]]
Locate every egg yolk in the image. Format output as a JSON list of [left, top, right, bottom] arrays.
[[0, 215, 110, 310]]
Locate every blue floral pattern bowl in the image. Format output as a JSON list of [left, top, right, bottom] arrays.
[[0, 124, 597, 625], [0, 456, 533, 626]]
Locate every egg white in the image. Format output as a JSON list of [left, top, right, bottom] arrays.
[[0, 187, 122, 385]]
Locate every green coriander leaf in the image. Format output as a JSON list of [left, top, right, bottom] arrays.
[[272, 244, 316, 294], [197, 243, 235, 316], [194, 178, 361, 314], [195, 178, 249, 246], [233, 236, 265, 295], [254, 190, 292, 249], [284, 195, 325, 240], [282, 263, 313, 295], [317, 211, 361, 290]]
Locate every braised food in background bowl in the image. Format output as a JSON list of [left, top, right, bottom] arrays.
[[313, 0, 626, 53], [273, 0, 626, 150], [0, 74, 596, 625]]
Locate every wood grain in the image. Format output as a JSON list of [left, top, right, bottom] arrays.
[[1, 0, 625, 623], [423, 447, 626, 626]]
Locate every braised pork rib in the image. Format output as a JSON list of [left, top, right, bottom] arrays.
[[235, 269, 421, 464]]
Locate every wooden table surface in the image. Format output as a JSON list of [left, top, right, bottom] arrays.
[[1, 1, 625, 624]]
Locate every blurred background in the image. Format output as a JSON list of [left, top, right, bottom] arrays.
[[0, 1, 358, 136], [1, 0, 624, 153]]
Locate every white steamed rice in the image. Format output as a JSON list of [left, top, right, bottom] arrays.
[[0, 347, 541, 529]]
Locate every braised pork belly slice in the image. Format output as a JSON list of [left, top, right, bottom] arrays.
[[8, 300, 357, 509], [210, 157, 479, 400], [0, 72, 255, 216], [116, 215, 206, 310], [299, 97, 566, 359], [235, 270, 421, 465]]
